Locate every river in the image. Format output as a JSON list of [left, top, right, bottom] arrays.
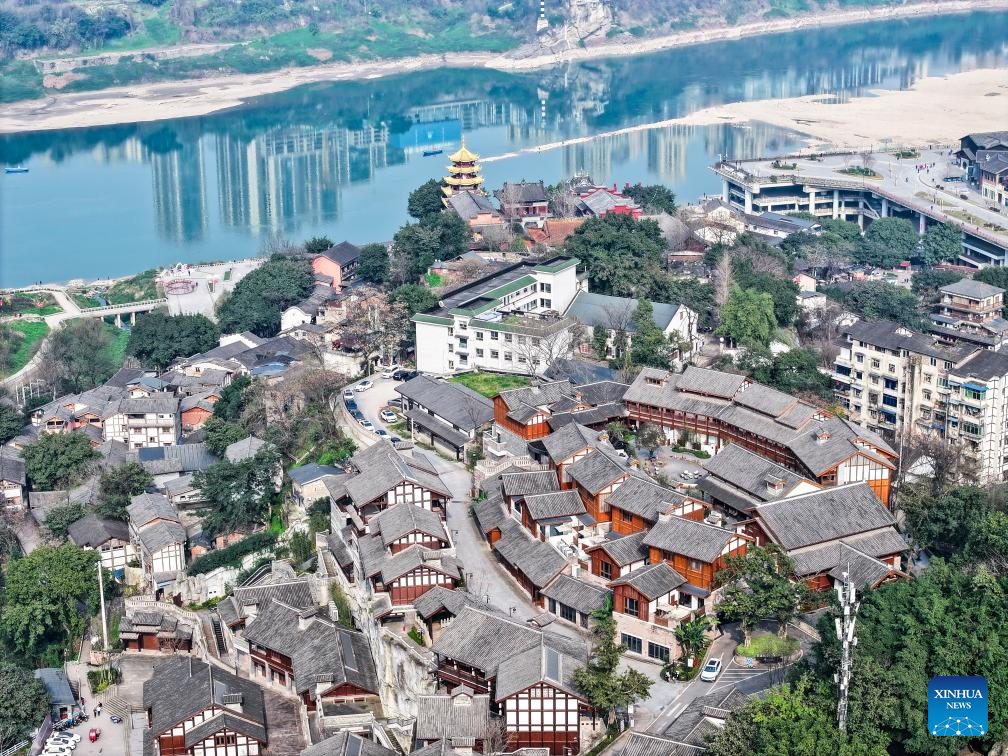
[[1, 10, 1006, 287]]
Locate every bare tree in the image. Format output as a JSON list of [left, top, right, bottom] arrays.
[[860, 151, 875, 174], [511, 323, 579, 379], [453, 259, 493, 286], [548, 183, 579, 219], [484, 716, 510, 755], [895, 432, 978, 492], [712, 253, 732, 312]]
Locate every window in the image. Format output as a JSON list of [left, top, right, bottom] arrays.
[[540, 283, 552, 293], [560, 604, 577, 623], [491, 332, 499, 340], [599, 560, 612, 580], [518, 356, 527, 364], [688, 558, 702, 571], [623, 597, 639, 618], [491, 350, 499, 359], [504, 352, 512, 361], [476, 331, 484, 340], [548, 598, 557, 613], [215, 734, 237, 747], [476, 349, 484, 358], [620, 633, 643, 654], [871, 359, 880, 369], [855, 354, 864, 363], [505, 334, 513, 343], [647, 642, 670, 662], [930, 357, 937, 366]]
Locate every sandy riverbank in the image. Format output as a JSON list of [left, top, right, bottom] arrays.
[[0, 0, 1004, 134], [478, 67, 1008, 163]]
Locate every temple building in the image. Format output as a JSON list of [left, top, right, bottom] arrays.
[[442, 140, 485, 198]]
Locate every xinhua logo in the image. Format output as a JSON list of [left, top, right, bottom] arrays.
[[928, 676, 988, 737]]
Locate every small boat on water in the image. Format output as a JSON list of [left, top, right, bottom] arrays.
[[422, 149, 443, 157], [4, 166, 28, 174]]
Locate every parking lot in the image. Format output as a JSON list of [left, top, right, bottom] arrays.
[[344, 372, 413, 442]]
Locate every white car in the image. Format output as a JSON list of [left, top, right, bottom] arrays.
[[46, 739, 76, 750], [375, 429, 390, 439], [342, 388, 355, 401], [380, 410, 398, 423], [42, 747, 74, 756], [355, 380, 373, 392], [50, 733, 80, 744], [699, 658, 722, 682], [380, 365, 401, 379], [360, 419, 375, 432]]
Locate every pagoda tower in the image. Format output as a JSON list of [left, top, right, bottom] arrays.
[[442, 138, 485, 197]]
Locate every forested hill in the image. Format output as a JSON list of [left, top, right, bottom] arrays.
[[0, 0, 974, 103]]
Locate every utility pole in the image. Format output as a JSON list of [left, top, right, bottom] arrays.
[[834, 565, 859, 731], [97, 561, 109, 653]]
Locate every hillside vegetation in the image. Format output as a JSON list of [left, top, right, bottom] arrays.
[[0, 0, 957, 102]]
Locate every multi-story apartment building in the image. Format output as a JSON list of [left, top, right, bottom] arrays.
[[413, 257, 583, 376], [107, 394, 182, 449], [835, 319, 1008, 482], [929, 278, 1008, 350]]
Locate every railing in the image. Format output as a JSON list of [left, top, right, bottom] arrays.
[[79, 298, 168, 314]]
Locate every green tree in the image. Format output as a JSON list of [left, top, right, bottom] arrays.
[[856, 217, 918, 268], [21, 431, 99, 490], [303, 235, 334, 255], [571, 601, 653, 725], [837, 280, 925, 330], [918, 221, 962, 266], [673, 615, 715, 668], [0, 661, 50, 745], [213, 374, 252, 422], [429, 211, 473, 260], [900, 483, 1008, 564], [0, 401, 22, 444], [95, 461, 153, 521], [357, 242, 390, 284], [657, 276, 717, 331], [289, 530, 314, 564], [717, 286, 777, 347], [628, 299, 671, 367], [732, 257, 799, 328], [216, 254, 315, 337], [126, 312, 220, 370], [636, 422, 665, 459], [910, 268, 963, 303], [407, 179, 446, 221], [622, 184, 677, 214], [973, 267, 1008, 317], [195, 447, 280, 536], [389, 284, 439, 318], [564, 214, 666, 298], [591, 324, 609, 361], [1, 544, 100, 660], [391, 223, 442, 283], [714, 544, 807, 645], [43, 319, 116, 394], [203, 416, 248, 457], [741, 347, 832, 399], [42, 501, 85, 539], [706, 676, 886, 756]]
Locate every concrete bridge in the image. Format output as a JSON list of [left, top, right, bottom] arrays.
[[77, 298, 168, 326]]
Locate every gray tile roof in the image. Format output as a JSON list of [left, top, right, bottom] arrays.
[[396, 376, 493, 432], [701, 444, 808, 503], [544, 358, 619, 385], [610, 562, 685, 600], [415, 687, 492, 742], [501, 470, 560, 498], [540, 574, 609, 615], [413, 587, 483, 620], [127, 492, 179, 527], [134, 443, 219, 475], [841, 320, 962, 363], [138, 520, 186, 552], [496, 181, 548, 204], [754, 483, 898, 551], [225, 435, 267, 463], [0, 446, 25, 485], [184, 710, 266, 748], [404, 409, 469, 448], [68, 515, 129, 548], [605, 475, 686, 521], [953, 348, 1008, 381], [642, 516, 735, 563], [494, 643, 584, 702], [789, 529, 908, 578], [302, 732, 397, 756], [120, 393, 180, 416], [446, 190, 499, 221], [34, 668, 77, 707], [372, 502, 449, 546], [566, 447, 630, 494], [567, 291, 682, 332], [143, 657, 266, 741], [288, 463, 343, 486], [499, 381, 576, 417], [492, 523, 568, 588], [539, 423, 600, 463], [521, 490, 585, 521], [315, 241, 361, 266], [828, 543, 902, 587], [217, 578, 316, 627], [342, 441, 451, 506], [941, 278, 1005, 299], [622, 732, 705, 756], [592, 530, 649, 566], [431, 605, 586, 679]]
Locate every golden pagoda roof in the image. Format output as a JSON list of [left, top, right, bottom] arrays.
[[447, 163, 481, 175], [445, 175, 485, 187], [449, 138, 480, 163]]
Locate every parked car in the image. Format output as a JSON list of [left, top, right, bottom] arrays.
[[381, 365, 402, 379], [342, 388, 355, 401], [355, 380, 373, 392], [390, 436, 403, 444], [351, 410, 365, 423], [42, 746, 74, 756], [360, 419, 375, 432], [345, 400, 359, 413], [50, 734, 80, 744], [387, 397, 404, 408], [375, 429, 390, 439], [108, 715, 122, 725], [380, 409, 398, 423], [393, 369, 418, 381], [699, 658, 722, 682], [46, 739, 75, 751]]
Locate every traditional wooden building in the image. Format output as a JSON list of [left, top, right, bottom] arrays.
[[609, 561, 692, 664], [697, 443, 820, 517], [413, 587, 484, 644], [529, 423, 601, 488], [371, 502, 452, 553], [623, 366, 897, 505], [127, 492, 186, 591], [586, 531, 648, 582], [68, 514, 135, 578], [430, 606, 591, 755], [746, 482, 909, 591], [604, 476, 706, 536], [415, 686, 493, 751], [566, 448, 634, 523], [359, 539, 464, 608], [0, 446, 26, 508], [143, 656, 267, 756], [120, 610, 194, 653], [328, 441, 453, 524], [493, 382, 576, 441], [495, 181, 550, 227], [539, 573, 609, 630]]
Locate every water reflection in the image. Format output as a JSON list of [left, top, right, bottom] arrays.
[[1, 10, 1006, 285]]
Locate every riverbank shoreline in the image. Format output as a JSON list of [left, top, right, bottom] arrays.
[[1, 0, 1004, 135]]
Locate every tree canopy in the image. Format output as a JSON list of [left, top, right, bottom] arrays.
[[564, 214, 666, 298], [216, 254, 315, 337], [910, 268, 963, 303], [737, 347, 833, 400], [303, 235, 334, 255], [194, 447, 280, 536], [717, 286, 777, 347], [0, 401, 22, 445], [1, 544, 100, 661], [830, 280, 925, 330], [900, 483, 1008, 564], [95, 461, 153, 521], [389, 284, 439, 318], [21, 431, 99, 490], [856, 217, 918, 268], [622, 184, 677, 215], [43, 319, 116, 394], [918, 221, 962, 266], [42, 502, 85, 540], [126, 312, 220, 370], [407, 179, 446, 221], [203, 416, 249, 458], [629, 299, 672, 368], [213, 374, 252, 422], [357, 242, 390, 284], [0, 661, 50, 745]]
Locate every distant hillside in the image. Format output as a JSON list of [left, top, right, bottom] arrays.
[[0, 0, 986, 103]]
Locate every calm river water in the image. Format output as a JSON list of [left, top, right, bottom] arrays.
[[1, 10, 1007, 286]]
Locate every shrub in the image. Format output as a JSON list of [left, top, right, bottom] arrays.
[[407, 627, 426, 646], [735, 634, 800, 660], [187, 532, 278, 575]]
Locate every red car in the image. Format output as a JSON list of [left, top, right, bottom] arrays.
[[88, 728, 101, 743]]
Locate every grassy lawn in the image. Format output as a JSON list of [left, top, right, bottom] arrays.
[[106, 269, 161, 304], [736, 633, 800, 659], [103, 323, 130, 368], [425, 272, 445, 287], [451, 372, 530, 398], [0, 292, 61, 317], [71, 292, 104, 309], [0, 320, 50, 377]]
